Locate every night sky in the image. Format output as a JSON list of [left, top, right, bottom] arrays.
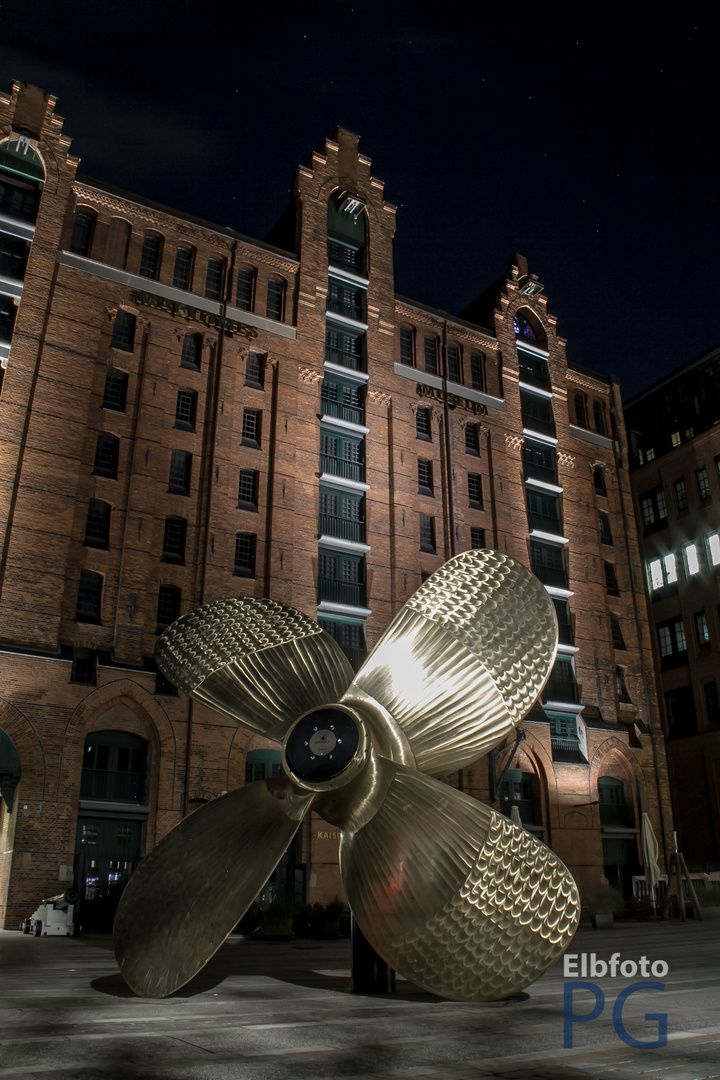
[[2, 1, 718, 399]]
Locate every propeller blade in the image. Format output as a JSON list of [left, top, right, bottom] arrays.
[[155, 597, 354, 742], [340, 763, 579, 1001], [345, 550, 557, 775], [113, 778, 314, 998]]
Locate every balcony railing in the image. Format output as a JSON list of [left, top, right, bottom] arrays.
[[524, 460, 558, 485], [521, 411, 556, 437], [318, 514, 365, 543], [551, 734, 585, 764], [320, 454, 365, 483], [326, 296, 365, 322], [324, 347, 365, 372], [318, 578, 366, 608], [528, 510, 563, 535], [543, 673, 579, 703], [80, 770, 145, 803], [322, 398, 364, 425], [531, 563, 569, 590], [328, 238, 365, 273]]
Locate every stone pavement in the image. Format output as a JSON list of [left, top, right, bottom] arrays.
[[1, 920, 719, 1080]]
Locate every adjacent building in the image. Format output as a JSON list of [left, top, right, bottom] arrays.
[[0, 81, 673, 931], [625, 345, 720, 869]]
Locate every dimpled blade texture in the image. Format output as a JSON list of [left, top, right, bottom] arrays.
[[341, 765, 580, 1001], [155, 597, 354, 740], [114, 779, 314, 998], [350, 550, 557, 775]]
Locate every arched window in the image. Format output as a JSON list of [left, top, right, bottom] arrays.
[[266, 278, 285, 321], [593, 465, 607, 495], [172, 245, 194, 290], [470, 352, 485, 392], [111, 310, 136, 351], [139, 231, 163, 280], [204, 257, 225, 300], [0, 136, 45, 226], [180, 332, 202, 369], [327, 190, 367, 273], [93, 433, 119, 479], [513, 308, 547, 348], [81, 731, 147, 804], [236, 266, 255, 311], [574, 392, 588, 429], [69, 207, 97, 257]]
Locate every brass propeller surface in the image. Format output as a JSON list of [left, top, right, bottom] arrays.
[[114, 550, 580, 1000]]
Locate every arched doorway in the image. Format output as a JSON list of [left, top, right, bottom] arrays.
[[75, 731, 148, 932]]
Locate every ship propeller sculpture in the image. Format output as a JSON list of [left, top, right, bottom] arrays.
[[113, 549, 580, 1000]]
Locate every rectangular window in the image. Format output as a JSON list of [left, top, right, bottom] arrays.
[[418, 458, 433, 495], [245, 352, 265, 389], [242, 408, 261, 447], [234, 533, 256, 577], [172, 246, 193, 290], [71, 648, 96, 685], [399, 326, 414, 366], [674, 619, 687, 652], [175, 389, 197, 431], [204, 257, 224, 300], [420, 513, 436, 553], [465, 422, 480, 455], [684, 543, 700, 576], [102, 369, 128, 412], [139, 232, 162, 279], [76, 571, 102, 624], [520, 390, 555, 437], [616, 667, 632, 703], [238, 469, 258, 509], [266, 278, 284, 320], [553, 598, 574, 645], [674, 477, 688, 511], [162, 517, 186, 563], [470, 352, 485, 392], [604, 561, 619, 596], [697, 466, 711, 500], [447, 344, 461, 383], [708, 533, 720, 566], [111, 310, 136, 351], [468, 472, 483, 508], [695, 610, 710, 645], [598, 511, 613, 545], [236, 266, 254, 311], [84, 500, 111, 549], [156, 586, 181, 632], [180, 332, 202, 369], [69, 209, 95, 257], [168, 450, 191, 495], [527, 489, 561, 534], [610, 612, 626, 650], [640, 487, 667, 532], [93, 434, 119, 479], [470, 527, 486, 549], [424, 336, 438, 375], [523, 439, 557, 484], [416, 407, 431, 440], [531, 540, 567, 589], [648, 554, 677, 591], [593, 466, 607, 495]]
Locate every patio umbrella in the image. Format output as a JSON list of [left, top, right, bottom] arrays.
[[641, 812, 660, 888]]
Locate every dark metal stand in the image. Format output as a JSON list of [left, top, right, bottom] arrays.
[[662, 850, 704, 922], [351, 915, 396, 994]]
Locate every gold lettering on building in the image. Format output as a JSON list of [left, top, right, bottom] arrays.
[[416, 382, 487, 415], [133, 291, 258, 340], [316, 830, 340, 840]]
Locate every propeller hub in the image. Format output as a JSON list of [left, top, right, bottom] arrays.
[[282, 704, 367, 791]]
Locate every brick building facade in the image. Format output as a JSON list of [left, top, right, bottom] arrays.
[[625, 345, 720, 870], [0, 81, 673, 930]]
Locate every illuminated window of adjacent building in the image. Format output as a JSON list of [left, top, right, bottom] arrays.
[[234, 533, 256, 577], [139, 232, 163, 279], [93, 433, 119, 479], [174, 389, 197, 431], [470, 527, 486, 549], [470, 352, 485, 392], [419, 513, 436, 553], [465, 422, 480, 456], [684, 543, 700, 576], [245, 352, 265, 389], [76, 571, 102, 624], [102, 369, 128, 411], [468, 473, 483, 508], [84, 500, 111, 549], [172, 246, 194, 290], [180, 332, 202, 370], [69, 208, 96, 256], [647, 553, 677, 591], [646, 447, 656, 461], [168, 450, 191, 495], [399, 327, 414, 366], [266, 278, 284, 321], [671, 431, 681, 448], [675, 477, 688, 511], [204, 257, 224, 300], [156, 586, 181, 632], [418, 458, 433, 495], [697, 466, 711, 501], [424, 336, 438, 375], [111, 310, 136, 351], [447, 344, 461, 382], [708, 533, 720, 566], [695, 610, 710, 645], [242, 408, 261, 448], [238, 469, 258, 509], [604, 561, 619, 596], [236, 266, 255, 311], [162, 517, 186, 564], [416, 406, 431, 440]]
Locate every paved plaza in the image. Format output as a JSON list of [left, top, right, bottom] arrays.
[[1, 920, 719, 1080]]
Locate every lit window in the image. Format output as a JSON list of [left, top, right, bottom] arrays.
[[648, 559, 664, 591], [670, 431, 681, 448], [697, 467, 711, 500], [708, 534, 720, 566], [684, 543, 700, 576], [646, 448, 655, 461], [664, 553, 678, 583], [695, 611, 710, 645]]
